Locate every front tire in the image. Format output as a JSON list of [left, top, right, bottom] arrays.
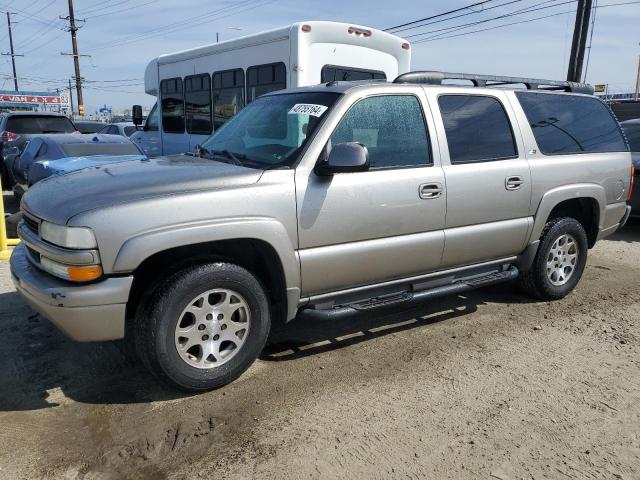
[[519, 217, 588, 300], [135, 262, 271, 391]]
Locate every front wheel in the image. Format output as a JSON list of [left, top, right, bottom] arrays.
[[519, 217, 588, 300], [135, 262, 271, 391]]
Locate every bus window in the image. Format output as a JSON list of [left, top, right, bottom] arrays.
[[247, 63, 286, 103], [213, 69, 245, 129], [160, 78, 184, 133], [321, 65, 386, 83], [185, 74, 212, 135]]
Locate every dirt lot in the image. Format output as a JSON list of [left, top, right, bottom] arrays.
[[1, 201, 638, 479]]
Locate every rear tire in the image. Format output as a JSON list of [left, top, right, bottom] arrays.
[[134, 262, 271, 391], [519, 217, 588, 300]]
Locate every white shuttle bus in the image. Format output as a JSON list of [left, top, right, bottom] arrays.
[[130, 21, 411, 156]]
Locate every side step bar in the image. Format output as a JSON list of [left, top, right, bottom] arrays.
[[299, 266, 519, 321]]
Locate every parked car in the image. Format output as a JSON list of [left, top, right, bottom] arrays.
[[621, 119, 640, 217], [10, 133, 146, 199], [74, 120, 105, 134], [10, 72, 633, 392], [97, 122, 138, 137], [0, 112, 77, 189]]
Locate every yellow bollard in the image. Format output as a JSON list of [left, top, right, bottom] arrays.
[[0, 176, 19, 260]]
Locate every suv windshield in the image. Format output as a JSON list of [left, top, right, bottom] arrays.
[[200, 92, 340, 168], [6, 115, 76, 134], [622, 123, 640, 152]]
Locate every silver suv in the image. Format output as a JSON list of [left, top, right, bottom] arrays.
[[10, 72, 633, 391]]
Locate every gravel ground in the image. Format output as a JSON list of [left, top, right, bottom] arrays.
[[0, 216, 638, 480]]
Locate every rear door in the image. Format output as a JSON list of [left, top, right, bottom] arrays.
[[296, 88, 446, 296], [427, 89, 532, 268]]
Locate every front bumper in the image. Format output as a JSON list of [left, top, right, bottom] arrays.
[[10, 244, 133, 341]]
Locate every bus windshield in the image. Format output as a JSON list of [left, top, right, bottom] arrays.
[[199, 92, 340, 169]]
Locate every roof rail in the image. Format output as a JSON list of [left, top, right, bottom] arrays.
[[393, 71, 594, 95]]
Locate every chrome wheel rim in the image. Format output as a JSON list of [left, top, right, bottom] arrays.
[[546, 234, 579, 286], [174, 288, 250, 369]]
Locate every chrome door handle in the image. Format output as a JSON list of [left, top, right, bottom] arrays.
[[505, 176, 524, 191], [419, 182, 443, 199]]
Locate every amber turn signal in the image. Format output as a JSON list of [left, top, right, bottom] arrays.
[[67, 265, 103, 282]]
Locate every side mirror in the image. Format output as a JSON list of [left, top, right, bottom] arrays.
[[132, 105, 143, 126], [315, 142, 369, 176]]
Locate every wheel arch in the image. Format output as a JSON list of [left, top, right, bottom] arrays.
[[117, 219, 301, 326], [530, 184, 605, 247]]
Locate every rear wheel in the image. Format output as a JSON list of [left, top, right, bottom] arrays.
[[519, 217, 588, 300], [135, 262, 271, 391]]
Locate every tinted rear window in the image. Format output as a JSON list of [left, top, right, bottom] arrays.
[[622, 123, 640, 152], [438, 95, 517, 164], [516, 92, 627, 154], [6, 116, 76, 134], [61, 143, 141, 157]]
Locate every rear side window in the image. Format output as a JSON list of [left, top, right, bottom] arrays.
[[331, 95, 431, 169], [213, 69, 245, 129], [247, 63, 286, 103], [516, 92, 627, 154], [160, 78, 184, 133], [6, 116, 75, 134], [321, 66, 386, 83], [438, 95, 517, 164], [185, 74, 212, 135]]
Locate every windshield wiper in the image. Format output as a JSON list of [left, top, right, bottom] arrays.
[[211, 149, 246, 166]]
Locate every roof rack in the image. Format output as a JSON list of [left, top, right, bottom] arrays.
[[393, 71, 594, 95]]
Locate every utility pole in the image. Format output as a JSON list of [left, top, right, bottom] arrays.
[[60, 0, 87, 116], [566, 0, 593, 83], [2, 12, 23, 91], [68, 78, 75, 116]]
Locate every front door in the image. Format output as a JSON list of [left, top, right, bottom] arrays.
[[296, 91, 446, 297]]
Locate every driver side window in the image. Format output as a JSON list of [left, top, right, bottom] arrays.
[[330, 95, 431, 169], [146, 103, 159, 132]]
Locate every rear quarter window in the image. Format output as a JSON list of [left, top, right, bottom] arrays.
[[516, 92, 628, 154]]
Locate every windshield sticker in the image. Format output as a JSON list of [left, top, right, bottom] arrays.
[[288, 104, 328, 117]]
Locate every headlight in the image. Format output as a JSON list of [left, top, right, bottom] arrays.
[[40, 221, 97, 249]]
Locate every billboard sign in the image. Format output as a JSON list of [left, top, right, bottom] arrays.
[[0, 92, 69, 106]]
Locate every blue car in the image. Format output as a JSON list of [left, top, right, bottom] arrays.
[[11, 133, 146, 199]]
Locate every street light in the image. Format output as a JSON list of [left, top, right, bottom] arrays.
[[217, 27, 242, 43]]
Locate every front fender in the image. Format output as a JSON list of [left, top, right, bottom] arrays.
[[530, 183, 605, 241], [112, 216, 300, 293]]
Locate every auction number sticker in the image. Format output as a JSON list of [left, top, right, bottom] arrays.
[[288, 104, 328, 117]]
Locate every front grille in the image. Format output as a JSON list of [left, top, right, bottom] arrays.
[[22, 212, 40, 235]]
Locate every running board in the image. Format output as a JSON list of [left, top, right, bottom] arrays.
[[299, 266, 519, 321]]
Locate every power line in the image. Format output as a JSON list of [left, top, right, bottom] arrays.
[[84, 0, 157, 19], [83, 0, 273, 52], [384, 0, 499, 32], [406, 0, 575, 41], [388, 0, 529, 35], [411, 0, 640, 44]]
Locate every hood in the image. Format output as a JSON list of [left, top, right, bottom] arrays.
[[42, 154, 148, 174], [22, 155, 263, 224]]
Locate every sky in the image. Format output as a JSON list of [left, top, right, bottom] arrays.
[[1, 0, 638, 114]]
